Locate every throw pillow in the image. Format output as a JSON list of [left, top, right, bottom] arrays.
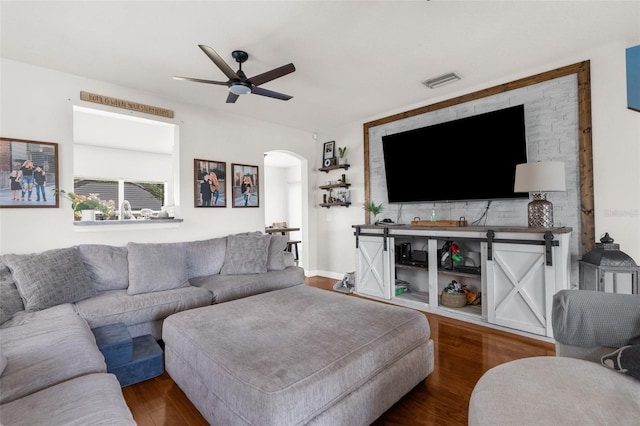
[[186, 237, 227, 278], [601, 344, 640, 381], [127, 242, 189, 295], [77, 244, 129, 291], [267, 235, 288, 271], [220, 233, 270, 275], [2, 247, 97, 312], [0, 262, 25, 324]]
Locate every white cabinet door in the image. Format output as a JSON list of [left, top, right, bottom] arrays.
[[485, 242, 555, 336], [356, 235, 392, 300]]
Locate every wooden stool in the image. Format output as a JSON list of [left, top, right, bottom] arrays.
[[286, 240, 301, 261]]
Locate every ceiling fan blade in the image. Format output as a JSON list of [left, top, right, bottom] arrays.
[[199, 44, 239, 81], [173, 76, 228, 86], [248, 63, 296, 86], [251, 86, 293, 101], [226, 92, 240, 103]]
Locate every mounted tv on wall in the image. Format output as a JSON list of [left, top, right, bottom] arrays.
[[382, 104, 529, 203]]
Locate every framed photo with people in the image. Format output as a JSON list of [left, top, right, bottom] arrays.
[[194, 159, 226, 208], [0, 137, 59, 208], [231, 163, 259, 208]]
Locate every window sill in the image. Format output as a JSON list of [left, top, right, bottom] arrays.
[[73, 218, 183, 231]]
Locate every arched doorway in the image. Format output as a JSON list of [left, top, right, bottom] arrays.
[[264, 150, 305, 267]]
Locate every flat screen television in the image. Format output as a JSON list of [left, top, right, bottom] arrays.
[[381, 104, 529, 203]]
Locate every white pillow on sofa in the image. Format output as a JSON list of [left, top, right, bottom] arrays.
[[126, 242, 189, 295]]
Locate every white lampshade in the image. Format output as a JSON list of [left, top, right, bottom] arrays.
[[514, 161, 566, 193]]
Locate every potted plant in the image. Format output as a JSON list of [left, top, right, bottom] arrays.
[[55, 189, 116, 221], [337, 146, 347, 165], [363, 200, 384, 224]]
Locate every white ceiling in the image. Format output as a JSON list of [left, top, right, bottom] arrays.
[[1, 1, 638, 136]]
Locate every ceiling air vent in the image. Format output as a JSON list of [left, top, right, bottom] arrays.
[[422, 72, 461, 89]]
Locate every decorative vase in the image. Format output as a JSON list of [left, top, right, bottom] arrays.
[[338, 156, 347, 165], [80, 210, 96, 221]]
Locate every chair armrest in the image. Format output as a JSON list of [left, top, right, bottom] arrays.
[[552, 289, 640, 349]]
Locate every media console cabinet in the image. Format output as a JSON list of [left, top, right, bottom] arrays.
[[353, 224, 572, 340]]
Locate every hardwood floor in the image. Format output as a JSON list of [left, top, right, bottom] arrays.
[[123, 276, 554, 425]]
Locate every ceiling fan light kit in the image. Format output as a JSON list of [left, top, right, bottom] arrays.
[[229, 83, 252, 96], [173, 45, 295, 103], [422, 72, 461, 89]]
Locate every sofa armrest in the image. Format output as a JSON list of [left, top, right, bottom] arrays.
[[552, 290, 640, 350]]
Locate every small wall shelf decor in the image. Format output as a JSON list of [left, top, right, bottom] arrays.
[[319, 171, 351, 208], [318, 164, 349, 173]]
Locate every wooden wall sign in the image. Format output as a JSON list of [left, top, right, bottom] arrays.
[[80, 91, 174, 118]]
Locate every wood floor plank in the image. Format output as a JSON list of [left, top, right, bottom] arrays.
[[123, 276, 554, 425]]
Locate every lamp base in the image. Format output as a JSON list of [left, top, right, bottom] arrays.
[[527, 192, 554, 228]]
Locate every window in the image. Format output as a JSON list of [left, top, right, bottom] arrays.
[[73, 178, 165, 211], [72, 106, 178, 218]]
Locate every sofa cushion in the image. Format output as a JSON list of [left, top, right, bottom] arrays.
[[0, 308, 106, 404], [126, 242, 189, 295], [0, 373, 136, 426], [77, 244, 129, 291], [75, 286, 212, 331], [602, 344, 640, 381], [2, 247, 97, 311], [0, 264, 24, 325], [190, 266, 305, 303], [186, 237, 226, 278], [267, 235, 288, 271], [220, 233, 270, 275], [0, 345, 6, 376], [0, 303, 76, 329]]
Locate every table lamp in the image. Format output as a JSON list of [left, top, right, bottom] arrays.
[[514, 161, 566, 228]]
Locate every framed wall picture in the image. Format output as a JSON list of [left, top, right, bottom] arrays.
[[232, 163, 259, 208], [194, 159, 226, 207], [323, 141, 335, 160], [1, 137, 59, 208]]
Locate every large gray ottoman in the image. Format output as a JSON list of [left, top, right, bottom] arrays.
[[163, 285, 434, 426]]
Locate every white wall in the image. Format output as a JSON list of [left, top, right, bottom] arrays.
[[314, 43, 640, 279], [264, 166, 289, 226], [0, 60, 315, 262]]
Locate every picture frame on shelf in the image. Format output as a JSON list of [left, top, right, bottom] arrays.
[[1, 137, 59, 208], [194, 159, 226, 208], [232, 163, 259, 208], [323, 141, 335, 160]]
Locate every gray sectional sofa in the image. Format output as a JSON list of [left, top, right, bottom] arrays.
[[0, 232, 304, 426]]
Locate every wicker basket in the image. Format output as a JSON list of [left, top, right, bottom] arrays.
[[441, 291, 467, 308]]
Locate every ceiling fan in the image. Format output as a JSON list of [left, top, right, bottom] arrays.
[[173, 45, 295, 103]]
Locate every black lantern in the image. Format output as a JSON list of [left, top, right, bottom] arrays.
[[578, 233, 639, 294]]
